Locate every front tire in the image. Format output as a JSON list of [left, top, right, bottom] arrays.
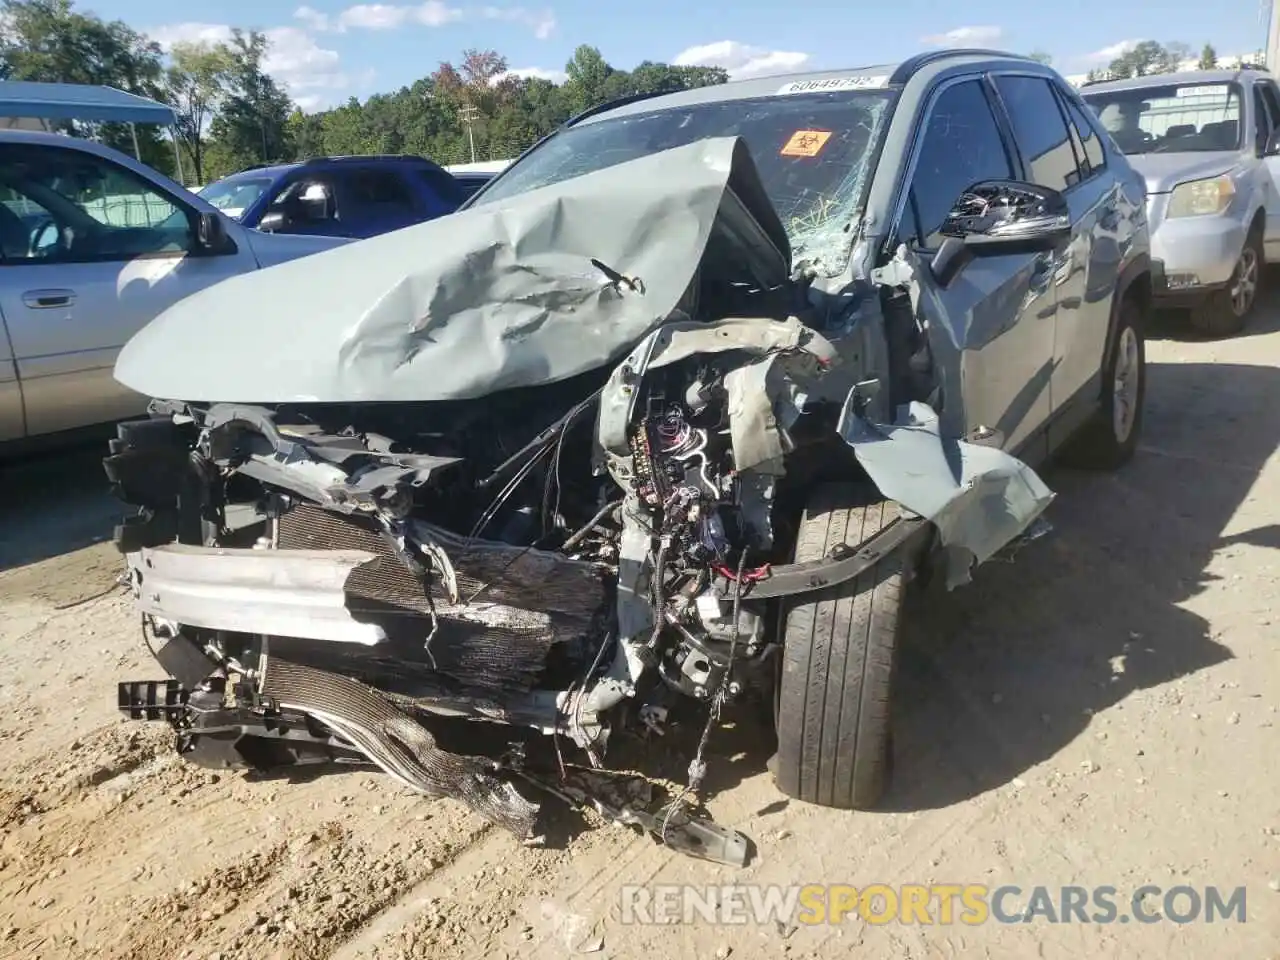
[[773, 483, 902, 810], [1189, 231, 1263, 337]]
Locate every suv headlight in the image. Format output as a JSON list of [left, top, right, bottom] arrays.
[[1167, 174, 1235, 217]]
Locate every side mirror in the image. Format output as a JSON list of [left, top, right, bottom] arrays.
[[1263, 129, 1280, 157], [929, 236, 973, 288], [939, 179, 1072, 259], [258, 210, 289, 233], [195, 211, 230, 253]]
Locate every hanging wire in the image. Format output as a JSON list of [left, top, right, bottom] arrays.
[[659, 548, 748, 842]]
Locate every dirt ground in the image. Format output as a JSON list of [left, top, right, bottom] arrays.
[[2, 295, 1279, 960]]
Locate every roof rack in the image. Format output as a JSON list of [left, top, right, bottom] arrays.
[[890, 48, 1034, 84], [298, 153, 437, 164], [563, 89, 670, 128]]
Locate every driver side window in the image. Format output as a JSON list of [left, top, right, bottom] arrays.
[[266, 175, 339, 227], [905, 79, 1015, 248], [0, 144, 193, 264]]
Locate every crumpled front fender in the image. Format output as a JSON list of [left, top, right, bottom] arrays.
[[838, 396, 1055, 587]]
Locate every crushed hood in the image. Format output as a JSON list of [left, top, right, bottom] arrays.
[[114, 137, 790, 405]]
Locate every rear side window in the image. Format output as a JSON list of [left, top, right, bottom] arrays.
[[907, 79, 1014, 247], [1061, 91, 1106, 176], [994, 75, 1078, 192], [342, 169, 415, 213], [412, 167, 468, 210]]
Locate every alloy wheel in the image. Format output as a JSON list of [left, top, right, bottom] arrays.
[[1229, 246, 1259, 317], [1112, 325, 1141, 444]]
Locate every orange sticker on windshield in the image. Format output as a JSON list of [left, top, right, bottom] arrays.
[[780, 130, 832, 157]]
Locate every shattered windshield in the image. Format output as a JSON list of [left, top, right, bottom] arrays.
[[471, 89, 896, 275], [1082, 82, 1243, 154]]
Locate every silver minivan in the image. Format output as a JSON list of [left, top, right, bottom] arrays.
[[0, 131, 347, 448], [1082, 67, 1280, 335]]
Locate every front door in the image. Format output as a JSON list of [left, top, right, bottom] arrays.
[[901, 75, 1058, 455], [991, 74, 1123, 433], [1254, 79, 1280, 258], [0, 142, 253, 437]]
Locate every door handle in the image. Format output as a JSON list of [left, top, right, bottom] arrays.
[[22, 289, 76, 309], [1028, 253, 1055, 294]]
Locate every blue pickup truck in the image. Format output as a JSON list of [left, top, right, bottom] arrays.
[[196, 154, 469, 239]]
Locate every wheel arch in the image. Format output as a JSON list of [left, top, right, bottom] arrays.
[[1247, 204, 1266, 242], [1103, 252, 1151, 376]]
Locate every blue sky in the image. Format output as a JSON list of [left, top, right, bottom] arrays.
[[89, 0, 1274, 109]]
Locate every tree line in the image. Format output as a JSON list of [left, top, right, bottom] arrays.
[[1086, 40, 1258, 82], [0, 3, 1257, 185], [0, 0, 727, 184]]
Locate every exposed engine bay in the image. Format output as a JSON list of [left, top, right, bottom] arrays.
[[105, 314, 845, 864], [104, 138, 1054, 864]]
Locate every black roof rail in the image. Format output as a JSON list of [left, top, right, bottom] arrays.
[[889, 48, 1033, 84], [299, 153, 437, 165], [563, 89, 672, 128]]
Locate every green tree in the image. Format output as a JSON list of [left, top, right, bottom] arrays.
[[286, 107, 325, 158], [208, 29, 294, 171], [1198, 43, 1219, 70], [1027, 50, 1053, 65], [1108, 40, 1189, 78], [165, 40, 234, 184], [563, 45, 613, 114]]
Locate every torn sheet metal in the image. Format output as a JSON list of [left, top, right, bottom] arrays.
[[594, 315, 839, 481], [259, 658, 540, 839], [838, 399, 1055, 587], [114, 137, 789, 406]]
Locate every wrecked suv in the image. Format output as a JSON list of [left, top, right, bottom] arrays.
[[104, 51, 1151, 865]]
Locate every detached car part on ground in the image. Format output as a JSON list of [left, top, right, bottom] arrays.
[[103, 57, 1150, 866]]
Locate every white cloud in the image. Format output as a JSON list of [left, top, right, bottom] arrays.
[[494, 66, 567, 84], [1083, 38, 1144, 63], [293, 5, 331, 30], [294, 3, 548, 37], [149, 22, 238, 47], [480, 6, 556, 40], [149, 22, 361, 110], [672, 40, 810, 80], [920, 25, 1003, 47]]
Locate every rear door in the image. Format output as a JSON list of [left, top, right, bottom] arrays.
[[990, 73, 1120, 436], [330, 167, 423, 237], [896, 75, 1057, 456], [0, 142, 254, 437]]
